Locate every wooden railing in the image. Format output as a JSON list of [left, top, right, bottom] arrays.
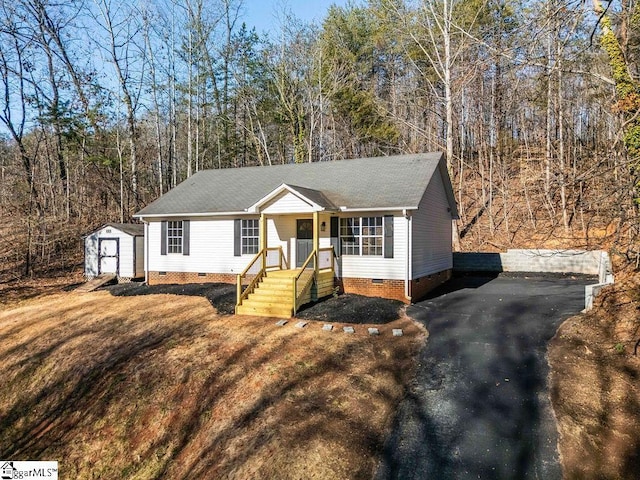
[[265, 246, 288, 270], [293, 250, 316, 315], [317, 247, 335, 271], [236, 247, 285, 308]]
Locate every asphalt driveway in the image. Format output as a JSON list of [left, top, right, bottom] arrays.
[[376, 273, 594, 480]]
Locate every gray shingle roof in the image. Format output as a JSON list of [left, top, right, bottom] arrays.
[[135, 153, 457, 217], [106, 223, 144, 236]]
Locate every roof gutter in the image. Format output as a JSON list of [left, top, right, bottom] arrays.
[[136, 207, 419, 218], [338, 206, 417, 212], [134, 211, 250, 219]]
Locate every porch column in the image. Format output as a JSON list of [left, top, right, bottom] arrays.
[[313, 211, 320, 274], [259, 213, 267, 251]]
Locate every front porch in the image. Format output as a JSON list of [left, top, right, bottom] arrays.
[[235, 184, 339, 318], [236, 263, 335, 318], [235, 238, 337, 317]]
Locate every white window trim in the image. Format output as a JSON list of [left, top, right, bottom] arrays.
[[167, 220, 183, 254], [340, 216, 384, 256], [241, 218, 259, 255]]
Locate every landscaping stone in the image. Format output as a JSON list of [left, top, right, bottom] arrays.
[[343, 326, 355, 334], [322, 324, 333, 331], [368, 327, 380, 336], [295, 321, 308, 328], [275, 320, 288, 327], [392, 328, 403, 337]]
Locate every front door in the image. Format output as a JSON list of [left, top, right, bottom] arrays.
[[99, 238, 119, 275], [296, 219, 313, 267]]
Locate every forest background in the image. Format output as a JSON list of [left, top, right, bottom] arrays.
[[1, 0, 639, 279]]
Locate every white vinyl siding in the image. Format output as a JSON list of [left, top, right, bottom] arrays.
[[84, 226, 141, 278], [266, 216, 297, 268], [149, 218, 251, 273], [412, 168, 453, 277], [146, 212, 407, 280], [338, 212, 406, 280], [261, 191, 316, 214]]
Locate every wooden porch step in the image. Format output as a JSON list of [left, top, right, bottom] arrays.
[[256, 280, 292, 291], [248, 291, 293, 303], [236, 268, 325, 318], [236, 303, 293, 318], [245, 296, 294, 307]]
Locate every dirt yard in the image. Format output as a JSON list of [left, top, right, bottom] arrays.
[[549, 273, 640, 480], [0, 287, 423, 479]]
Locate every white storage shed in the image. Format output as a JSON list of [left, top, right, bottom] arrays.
[[84, 223, 144, 280]]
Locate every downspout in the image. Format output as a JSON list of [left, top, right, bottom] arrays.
[[143, 220, 149, 284], [404, 209, 412, 301]]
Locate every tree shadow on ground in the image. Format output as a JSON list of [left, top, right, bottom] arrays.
[[0, 294, 420, 479]]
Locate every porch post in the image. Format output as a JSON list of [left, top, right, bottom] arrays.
[[259, 213, 267, 251], [313, 211, 320, 274]]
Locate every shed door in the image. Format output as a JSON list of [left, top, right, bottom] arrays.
[[99, 238, 119, 275]]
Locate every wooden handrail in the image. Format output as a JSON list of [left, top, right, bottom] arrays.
[[265, 246, 286, 270], [317, 247, 335, 271], [239, 250, 265, 278], [237, 247, 284, 308], [293, 250, 317, 314]]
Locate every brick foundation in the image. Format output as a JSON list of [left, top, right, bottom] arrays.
[[338, 277, 408, 303], [148, 271, 237, 285], [409, 269, 452, 302], [338, 269, 452, 304], [148, 269, 452, 305]]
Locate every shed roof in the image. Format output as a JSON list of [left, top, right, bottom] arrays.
[[134, 152, 458, 217], [104, 223, 144, 236]]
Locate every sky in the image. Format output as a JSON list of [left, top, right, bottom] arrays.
[[240, 0, 352, 34]]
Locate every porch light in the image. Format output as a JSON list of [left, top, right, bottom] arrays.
[[320, 221, 326, 232]]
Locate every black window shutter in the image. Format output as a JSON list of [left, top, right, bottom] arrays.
[[161, 221, 167, 255], [330, 216, 339, 257], [384, 215, 394, 258], [234, 219, 241, 256], [182, 220, 190, 256]]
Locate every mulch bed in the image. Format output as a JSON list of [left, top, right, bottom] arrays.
[[104, 282, 237, 315], [295, 294, 404, 324], [104, 282, 404, 324]]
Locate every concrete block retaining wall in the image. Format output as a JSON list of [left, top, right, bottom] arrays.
[[453, 249, 614, 311]]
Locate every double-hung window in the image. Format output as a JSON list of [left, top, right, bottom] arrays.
[[361, 216, 383, 255], [167, 220, 183, 254], [241, 219, 259, 255], [340, 216, 384, 256]]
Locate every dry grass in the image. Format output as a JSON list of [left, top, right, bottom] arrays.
[[549, 271, 640, 480], [0, 289, 424, 479]]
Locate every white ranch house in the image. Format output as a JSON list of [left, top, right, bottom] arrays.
[[134, 153, 459, 317]]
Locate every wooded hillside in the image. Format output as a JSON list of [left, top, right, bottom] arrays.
[[1, 0, 638, 279]]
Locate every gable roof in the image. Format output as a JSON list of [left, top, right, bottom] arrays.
[[83, 223, 144, 238], [248, 183, 338, 212], [134, 152, 458, 218], [104, 223, 144, 236]]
